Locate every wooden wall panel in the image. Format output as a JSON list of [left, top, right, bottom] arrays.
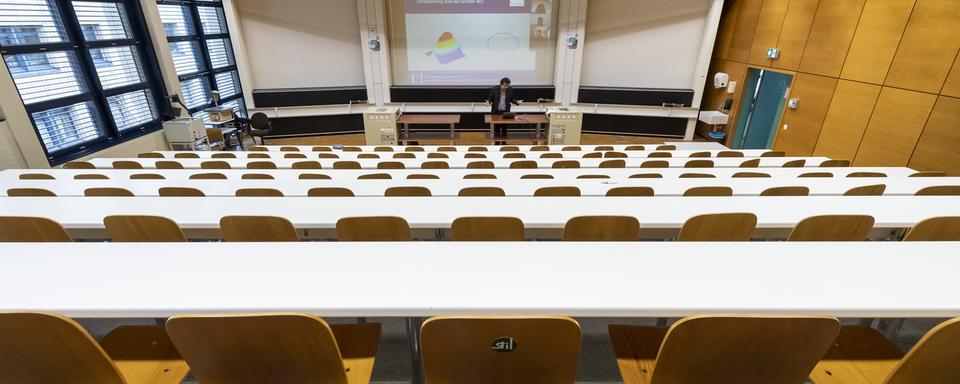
[[698, 60, 748, 138], [798, 0, 867, 77], [812, 80, 881, 161], [840, 0, 916, 84], [748, 0, 790, 66], [909, 96, 960, 175], [773, 73, 838, 156], [727, 0, 764, 62], [854, 87, 937, 166], [772, 0, 820, 70], [885, 0, 960, 94], [940, 53, 960, 98], [713, 0, 742, 60]]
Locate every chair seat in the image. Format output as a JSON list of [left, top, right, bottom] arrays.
[[608, 325, 668, 384], [99, 326, 190, 384], [810, 326, 904, 384], [330, 323, 381, 384]]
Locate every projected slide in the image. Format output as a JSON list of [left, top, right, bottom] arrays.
[[396, 0, 555, 85]]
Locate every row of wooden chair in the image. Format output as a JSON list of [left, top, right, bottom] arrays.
[[3, 214, 956, 242], [252, 144, 694, 152], [3, 312, 957, 384], [138, 150, 775, 160]]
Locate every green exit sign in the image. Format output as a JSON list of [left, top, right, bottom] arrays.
[[766, 48, 780, 60]]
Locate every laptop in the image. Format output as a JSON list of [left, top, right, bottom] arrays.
[[501, 112, 516, 119]]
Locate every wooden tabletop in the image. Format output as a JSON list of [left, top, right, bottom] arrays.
[[485, 114, 550, 124], [397, 114, 461, 124]]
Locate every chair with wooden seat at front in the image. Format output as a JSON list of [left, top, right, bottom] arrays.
[[500, 146, 520, 152], [468, 161, 495, 169], [293, 161, 322, 170], [7, 188, 56, 197], [312, 146, 333, 152], [464, 174, 497, 180], [0, 216, 72, 242], [641, 160, 669, 168], [451, 217, 525, 241], [201, 160, 231, 169], [437, 146, 457, 152], [679, 173, 715, 179], [678, 213, 757, 241], [427, 153, 449, 159], [800, 172, 833, 178], [562, 216, 639, 241], [85, 187, 135, 197], [916, 185, 960, 196], [787, 215, 875, 241], [408, 174, 439, 180], [820, 159, 851, 167], [220, 216, 299, 241], [609, 315, 840, 384], [510, 160, 537, 169], [760, 186, 810, 196], [385, 186, 431, 197], [733, 172, 770, 178], [582, 152, 603, 158], [247, 153, 271, 159], [600, 159, 626, 168], [503, 153, 526, 159], [910, 171, 947, 177], [393, 153, 416, 159], [336, 216, 411, 241], [130, 173, 165, 180], [190, 172, 227, 180], [138, 152, 164, 158], [165, 313, 379, 384], [810, 317, 960, 384], [300, 173, 332, 180], [552, 160, 580, 169], [468, 146, 488, 152], [280, 146, 300, 152], [902, 217, 960, 241], [159, 187, 205, 197], [308, 187, 355, 197], [405, 146, 425, 152], [578, 174, 610, 179], [112, 161, 143, 169], [103, 215, 186, 242], [75, 173, 109, 180], [358, 173, 391, 180], [717, 151, 744, 158], [683, 186, 733, 197], [377, 161, 405, 170], [595, 145, 614, 151], [530, 145, 549, 151], [174, 153, 200, 159], [761, 151, 786, 157], [647, 152, 671, 158], [421, 316, 580, 384], [156, 161, 184, 169], [655, 145, 676, 150], [539, 153, 563, 159], [459, 187, 505, 197], [422, 161, 450, 169], [847, 172, 886, 178], [782, 159, 806, 168], [284, 153, 307, 159], [844, 184, 886, 196], [521, 174, 553, 179], [630, 173, 663, 179], [64, 161, 96, 169], [0, 312, 188, 384], [18, 173, 55, 180], [334, 161, 362, 169], [562, 146, 582, 151], [535, 186, 580, 197], [604, 151, 628, 158], [236, 188, 284, 197], [247, 161, 278, 170], [212, 152, 237, 158], [374, 146, 393, 152], [684, 160, 714, 168], [688, 151, 711, 158], [739, 158, 761, 168], [607, 187, 655, 197]]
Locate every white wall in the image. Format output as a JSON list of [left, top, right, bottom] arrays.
[[234, 0, 365, 89], [580, 0, 710, 89]]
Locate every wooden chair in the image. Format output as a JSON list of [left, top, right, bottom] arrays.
[[510, 160, 537, 169], [280, 146, 300, 152], [385, 186, 431, 197], [336, 216, 411, 241], [688, 151, 711, 158], [845, 184, 886, 196], [427, 153, 449, 159], [578, 174, 610, 179], [451, 217, 525, 241], [820, 159, 851, 167], [18, 173, 55, 180], [467, 161, 495, 169], [312, 146, 333, 152], [0, 312, 189, 384], [112, 161, 143, 169], [607, 187, 655, 197], [760, 186, 810, 196], [236, 188, 284, 197], [459, 187, 506, 197], [247, 153, 271, 159], [334, 161, 362, 169], [300, 173, 332, 180], [910, 171, 946, 177], [500, 146, 520, 152], [138, 152, 164, 158], [220, 216, 299, 241], [293, 161, 322, 169], [284, 153, 307, 159], [630, 173, 663, 178], [342, 147, 363, 152], [540, 153, 563, 159], [437, 146, 456, 152], [733, 172, 771, 178], [405, 146, 425, 152], [165, 313, 379, 384], [358, 173, 391, 180], [159, 187, 205, 197], [465, 153, 488, 159], [468, 146, 488, 152], [582, 152, 603, 158], [85, 188, 134, 197], [104, 215, 186, 242], [552, 160, 580, 169], [604, 152, 628, 158], [600, 159, 626, 168], [760, 151, 786, 157], [683, 186, 733, 197], [503, 153, 526, 159], [655, 145, 676, 150], [421, 317, 580, 384], [610, 315, 840, 384], [247, 146, 268, 151], [377, 161, 405, 170], [739, 158, 761, 168], [308, 187, 354, 197], [847, 172, 886, 178], [903, 217, 960, 241], [130, 173, 165, 180], [190, 172, 227, 180], [787, 215, 875, 241], [562, 146, 582, 151], [521, 174, 553, 179], [810, 317, 960, 384], [464, 174, 497, 180], [247, 161, 277, 170], [155, 161, 184, 169], [64, 161, 96, 169], [201, 160, 231, 169], [374, 146, 394, 152], [242, 173, 275, 180], [800, 172, 833, 178], [535, 186, 581, 197], [641, 160, 669, 168], [75, 173, 109, 180], [408, 174, 439, 180], [684, 160, 714, 168], [563, 216, 639, 241], [211, 153, 236, 159], [647, 152, 672, 158], [317, 153, 339, 159], [679, 173, 715, 178], [678, 213, 757, 241], [7, 188, 56, 197], [530, 145, 549, 151], [0, 217, 71, 242], [624, 145, 645, 151], [595, 145, 614, 151], [393, 153, 416, 159], [782, 159, 806, 168], [916, 186, 960, 196], [174, 153, 200, 159], [420, 161, 449, 169], [717, 151, 744, 157]]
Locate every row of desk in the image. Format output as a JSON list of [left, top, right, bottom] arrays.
[[154, 149, 775, 159], [256, 142, 731, 152]]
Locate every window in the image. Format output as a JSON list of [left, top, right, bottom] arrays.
[[157, 0, 244, 121], [0, 0, 169, 164]]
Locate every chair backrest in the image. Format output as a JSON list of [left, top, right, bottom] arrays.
[[18, 173, 55, 180], [201, 160, 231, 169], [521, 174, 553, 179], [358, 173, 391, 180], [459, 187, 505, 197], [342, 146, 362, 152], [248, 146, 268, 151], [451, 217, 525, 241], [280, 146, 300, 152], [782, 159, 806, 168], [800, 172, 833, 178], [293, 161, 322, 169], [883, 317, 960, 384], [104, 215, 186, 242], [156, 161, 184, 169], [427, 153, 449, 159], [464, 173, 497, 180], [242, 173, 275, 180], [406, 146, 425, 152], [578, 174, 610, 179], [844, 184, 886, 196], [503, 153, 526, 158], [582, 152, 603, 158], [847, 172, 886, 178], [64, 161, 96, 169], [630, 173, 663, 178], [560, 145, 582, 151], [247, 153, 271, 159], [112, 160, 142, 169], [138, 152, 164, 158], [534, 186, 581, 197], [468, 146, 488, 152], [422, 161, 450, 169], [220, 216, 299, 241], [421, 317, 580, 384], [539, 153, 562, 159], [903, 217, 960, 241], [174, 153, 200, 159], [247, 161, 277, 170], [393, 153, 416, 159], [739, 158, 761, 168], [75, 174, 109, 180], [299, 173, 332, 180], [85, 187, 134, 197], [645, 316, 840, 384], [733, 172, 771, 178], [7, 188, 56, 197], [236, 188, 284, 197], [500, 146, 520, 151], [606, 187, 655, 197], [595, 145, 614, 151], [685, 160, 714, 168], [509, 160, 537, 169], [385, 186, 432, 197], [688, 151, 711, 158], [377, 161, 405, 170], [820, 159, 851, 167], [211, 153, 236, 158], [655, 145, 676, 150], [604, 151, 628, 158], [250, 112, 271, 129], [761, 151, 786, 157], [467, 161, 495, 169], [600, 159, 626, 168], [562, 216, 639, 241], [464, 153, 486, 159], [333, 161, 361, 169], [0, 313, 125, 383], [647, 152, 672, 158], [530, 145, 549, 151], [159, 187, 205, 197], [760, 186, 810, 197], [190, 172, 227, 180], [679, 173, 716, 178], [624, 145, 644, 151], [641, 160, 669, 168], [408, 174, 440, 180], [284, 153, 307, 159], [130, 173, 165, 180], [910, 171, 946, 177], [678, 213, 757, 241], [336, 216, 411, 241], [552, 160, 580, 169], [312, 146, 332, 152], [717, 151, 744, 158], [683, 186, 733, 197], [308, 187, 354, 197], [437, 146, 456, 152], [787, 215, 875, 241], [916, 186, 960, 196], [0, 216, 72, 242]]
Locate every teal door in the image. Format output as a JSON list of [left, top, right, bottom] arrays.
[[731, 69, 793, 149]]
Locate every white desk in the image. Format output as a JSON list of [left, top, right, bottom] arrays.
[[1, 242, 958, 318], [87, 157, 832, 170], [154, 149, 773, 159], [4, 177, 956, 197], [257, 142, 730, 152]]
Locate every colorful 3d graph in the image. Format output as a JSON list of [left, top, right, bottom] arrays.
[[429, 32, 465, 65]]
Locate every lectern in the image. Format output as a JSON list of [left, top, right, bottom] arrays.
[[363, 107, 400, 145], [546, 108, 583, 145]]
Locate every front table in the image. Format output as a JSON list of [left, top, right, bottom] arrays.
[[485, 114, 550, 144], [397, 114, 461, 144]]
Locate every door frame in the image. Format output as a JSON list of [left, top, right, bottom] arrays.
[[726, 65, 796, 149]]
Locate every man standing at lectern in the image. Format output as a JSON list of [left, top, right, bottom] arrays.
[[485, 77, 523, 141]]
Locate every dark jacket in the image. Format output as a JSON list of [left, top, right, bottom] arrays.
[[487, 86, 519, 114]]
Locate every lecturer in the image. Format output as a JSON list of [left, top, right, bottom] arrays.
[[484, 77, 523, 139]]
